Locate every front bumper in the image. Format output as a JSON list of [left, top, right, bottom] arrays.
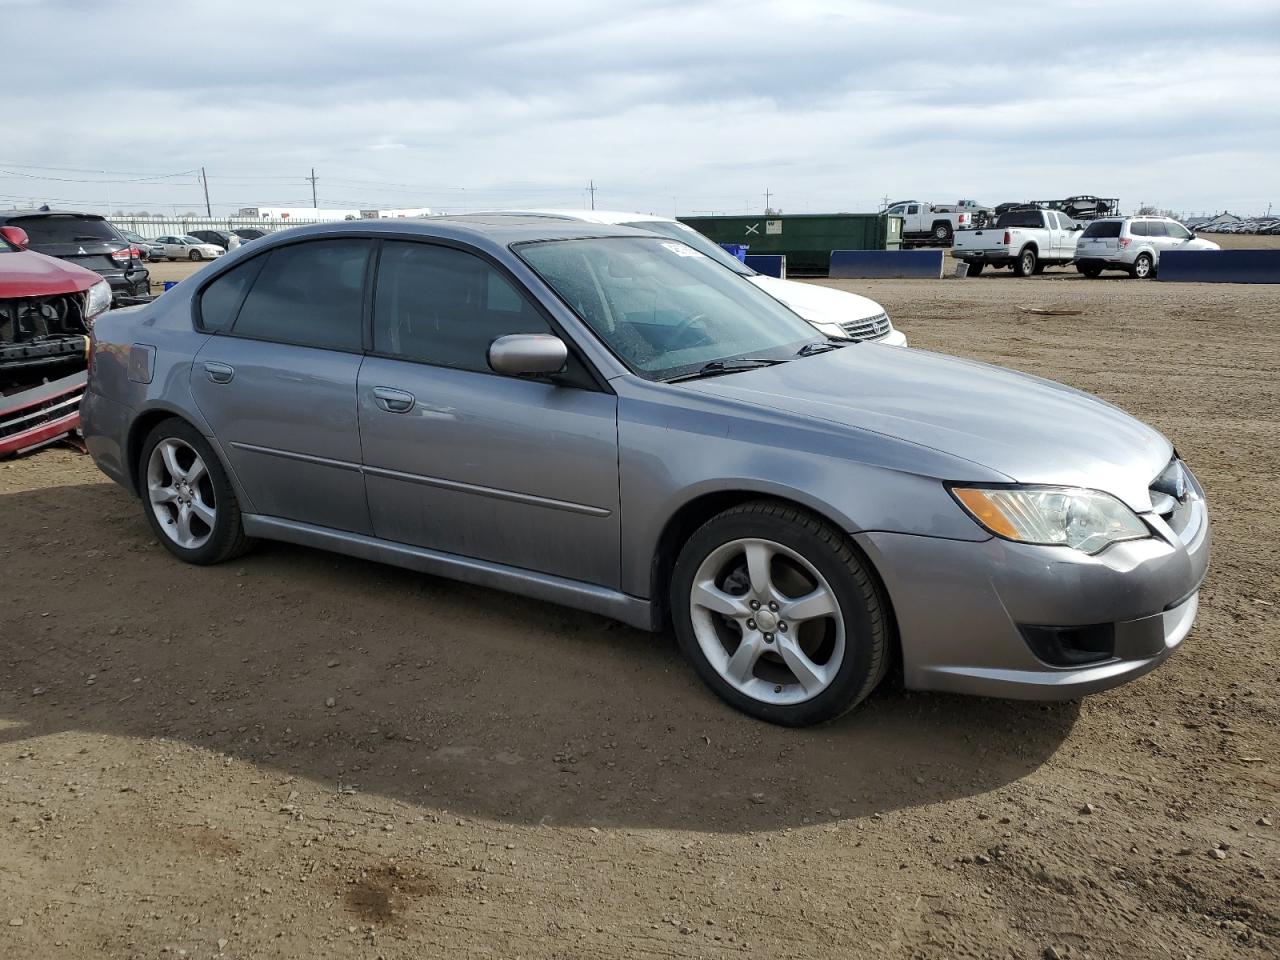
[[0, 371, 86, 457], [855, 478, 1209, 700]]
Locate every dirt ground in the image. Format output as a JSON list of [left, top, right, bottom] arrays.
[[2, 266, 1278, 959]]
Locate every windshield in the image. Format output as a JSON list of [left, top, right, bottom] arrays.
[[620, 220, 753, 275], [518, 236, 816, 381]]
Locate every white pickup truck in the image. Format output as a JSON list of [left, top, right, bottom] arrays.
[[883, 200, 986, 244], [950, 207, 1083, 276]]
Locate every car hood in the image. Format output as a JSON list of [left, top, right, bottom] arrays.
[[680, 345, 1172, 511], [0, 249, 101, 297], [748, 274, 886, 325]]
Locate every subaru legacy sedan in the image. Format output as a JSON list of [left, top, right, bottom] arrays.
[[81, 217, 1209, 726]]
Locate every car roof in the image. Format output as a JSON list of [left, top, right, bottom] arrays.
[[488, 208, 675, 226], [252, 214, 657, 248]]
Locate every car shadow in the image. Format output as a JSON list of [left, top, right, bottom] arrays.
[[1, 482, 1079, 833]]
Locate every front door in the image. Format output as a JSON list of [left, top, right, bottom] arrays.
[[189, 238, 374, 534], [357, 239, 621, 587]]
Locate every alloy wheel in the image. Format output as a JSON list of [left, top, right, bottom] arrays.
[[147, 438, 216, 549], [688, 537, 845, 705]]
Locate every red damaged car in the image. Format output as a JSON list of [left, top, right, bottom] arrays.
[[1, 224, 112, 456]]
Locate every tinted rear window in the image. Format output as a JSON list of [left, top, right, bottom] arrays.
[[1082, 220, 1122, 238], [995, 210, 1044, 228], [11, 215, 121, 243], [198, 257, 267, 333]]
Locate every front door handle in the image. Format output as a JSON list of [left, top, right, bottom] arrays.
[[372, 386, 415, 414], [203, 361, 234, 384]]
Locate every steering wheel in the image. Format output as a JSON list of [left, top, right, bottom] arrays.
[[667, 312, 709, 346]]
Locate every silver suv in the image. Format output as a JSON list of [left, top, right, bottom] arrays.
[[1075, 216, 1219, 279]]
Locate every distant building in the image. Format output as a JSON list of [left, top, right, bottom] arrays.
[[360, 207, 432, 219], [237, 207, 361, 221]]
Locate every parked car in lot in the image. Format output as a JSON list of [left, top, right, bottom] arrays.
[[232, 228, 267, 242], [1074, 217, 1220, 279], [118, 229, 153, 261], [1, 223, 112, 455], [151, 235, 226, 261], [0, 210, 148, 303], [82, 217, 1209, 725], [187, 229, 242, 252], [883, 200, 977, 244], [951, 208, 1083, 276], [500, 209, 906, 345]]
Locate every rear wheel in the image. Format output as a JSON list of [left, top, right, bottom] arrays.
[[671, 501, 890, 726], [1131, 253, 1153, 279], [189, 249, 202, 261], [1078, 265, 1102, 278], [139, 418, 254, 565], [932, 222, 952, 243], [967, 261, 984, 276], [1014, 247, 1038, 277]]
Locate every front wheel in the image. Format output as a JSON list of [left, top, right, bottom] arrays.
[[1014, 247, 1038, 277], [139, 418, 254, 565], [671, 501, 890, 726], [189, 249, 202, 261], [1131, 253, 1154, 279]]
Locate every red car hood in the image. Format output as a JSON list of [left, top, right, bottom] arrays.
[[0, 249, 101, 297]]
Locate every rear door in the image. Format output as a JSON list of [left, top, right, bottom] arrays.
[[189, 237, 375, 534], [356, 239, 621, 586]]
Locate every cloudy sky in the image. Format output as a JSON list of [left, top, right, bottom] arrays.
[[2, 0, 1277, 217]]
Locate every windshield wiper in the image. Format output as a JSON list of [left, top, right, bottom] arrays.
[[664, 358, 789, 383], [795, 339, 847, 357]]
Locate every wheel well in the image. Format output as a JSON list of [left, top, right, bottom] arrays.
[[1019, 243, 1039, 257], [647, 492, 901, 668], [125, 410, 184, 494], [931, 219, 953, 233]]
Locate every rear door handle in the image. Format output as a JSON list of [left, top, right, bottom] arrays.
[[372, 386, 415, 414], [203, 361, 234, 384]]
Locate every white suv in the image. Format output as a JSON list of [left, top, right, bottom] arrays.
[[502, 209, 907, 346], [1074, 216, 1219, 279]]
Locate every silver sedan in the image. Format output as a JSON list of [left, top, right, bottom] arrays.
[[80, 217, 1209, 726]]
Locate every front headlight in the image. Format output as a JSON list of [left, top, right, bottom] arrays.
[[950, 485, 1149, 554], [810, 320, 848, 340], [85, 279, 112, 319]]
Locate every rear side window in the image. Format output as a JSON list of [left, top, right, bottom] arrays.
[[1082, 220, 1121, 238], [232, 239, 370, 351], [12, 215, 120, 243], [372, 241, 550, 372], [1130, 221, 1151, 237], [197, 257, 267, 332]]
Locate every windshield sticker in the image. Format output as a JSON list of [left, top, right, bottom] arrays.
[[660, 241, 701, 258]]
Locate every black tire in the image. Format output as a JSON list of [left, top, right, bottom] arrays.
[[670, 500, 890, 726], [138, 417, 254, 565], [189, 249, 202, 261], [1130, 253, 1153, 279], [1033, 260, 1047, 274], [931, 221, 953, 243], [967, 261, 984, 276], [1014, 247, 1038, 277], [1078, 265, 1102, 278]]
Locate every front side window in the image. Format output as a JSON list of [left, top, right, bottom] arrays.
[[372, 241, 551, 372], [1165, 221, 1191, 240], [519, 236, 816, 382], [232, 239, 369, 351]]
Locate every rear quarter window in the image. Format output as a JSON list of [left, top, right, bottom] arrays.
[[197, 257, 267, 333], [1082, 221, 1122, 239]]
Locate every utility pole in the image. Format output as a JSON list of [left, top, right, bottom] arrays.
[[764, 188, 772, 213], [588, 179, 596, 210], [307, 168, 319, 210], [200, 166, 212, 217]]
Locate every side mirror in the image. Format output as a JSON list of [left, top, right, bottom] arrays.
[[488, 333, 568, 377], [1073, 223, 1084, 231], [1, 225, 30, 249]]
